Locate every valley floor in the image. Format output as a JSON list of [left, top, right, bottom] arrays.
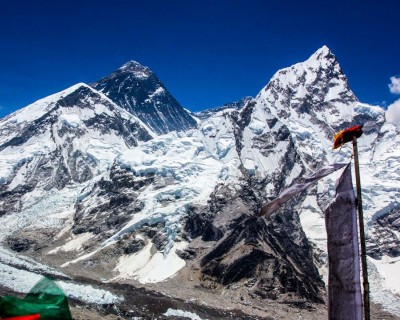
[[1, 272, 398, 320]]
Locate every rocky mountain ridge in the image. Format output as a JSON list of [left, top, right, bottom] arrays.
[[194, 96, 254, 120]]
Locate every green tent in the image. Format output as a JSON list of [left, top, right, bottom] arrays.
[[0, 277, 72, 320]]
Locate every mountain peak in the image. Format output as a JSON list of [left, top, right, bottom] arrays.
[[307, 45, 336, 66], [62, 82, 92, 94], [118, 60, 151, 78], [315, 45, 331, 55], [91, 61, 197, 135], [256, 45, 356, 128]]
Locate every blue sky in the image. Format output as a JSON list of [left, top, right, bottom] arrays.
[[0, 0, 399, 118]]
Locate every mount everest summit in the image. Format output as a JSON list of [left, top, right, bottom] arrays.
[[91, 60, 197, 135], [0, 46, 399, 319]]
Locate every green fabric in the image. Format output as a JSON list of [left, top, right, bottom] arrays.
[[0, 277, 72, 320]]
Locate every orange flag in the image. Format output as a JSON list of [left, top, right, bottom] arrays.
[[333, 125, 363, 149]]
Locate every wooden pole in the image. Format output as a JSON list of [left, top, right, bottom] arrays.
[[352, 136, 371, 320]]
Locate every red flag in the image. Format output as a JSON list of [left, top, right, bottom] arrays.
[[3, 314, 40, 320], [333, 125, 363, 149]]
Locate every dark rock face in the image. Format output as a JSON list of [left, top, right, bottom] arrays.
[[198, 199, 323, 303], [176, 248, 197, 260], [184, 206, 223, 242], [121, 237, 145, 255], [367, 208, 400, 259], [182, 170, 323, 303], [231, 100, 257, 157], [72, 164, 155, 237], [91, 61, 197, 135], [7, 237, 37, 252]]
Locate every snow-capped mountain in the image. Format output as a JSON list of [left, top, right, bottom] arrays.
[[0, 46, 399, 319], [91, 61, 197, 135], [0, 83, 153, 214]]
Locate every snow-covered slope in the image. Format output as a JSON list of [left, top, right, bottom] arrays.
[[1, 47, 399, 318], [0, 82, 153, 212], [91, 61, 197, 135]]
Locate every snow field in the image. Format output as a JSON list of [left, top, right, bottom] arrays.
[[0, 262, 122, 304], [164, 308, 205, 320], [113, 241, 188, 284]]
